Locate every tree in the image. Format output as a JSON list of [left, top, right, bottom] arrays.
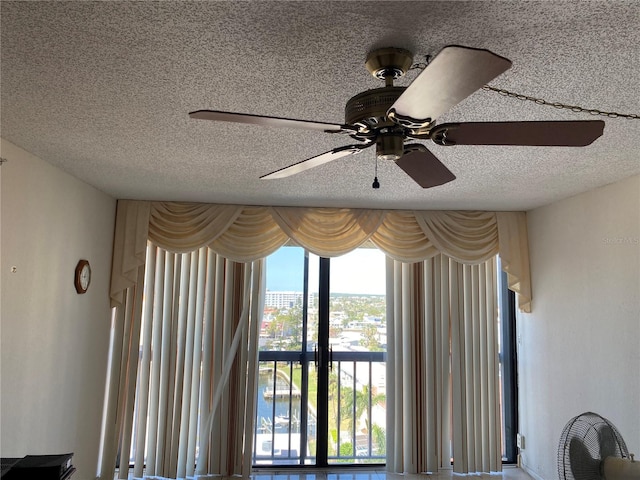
[[371, 424, 386, 455], [271, 303, 303, 350], [359, 324, 382, 351], [339, 441, 354, 458], [339, 383, 386, 439]]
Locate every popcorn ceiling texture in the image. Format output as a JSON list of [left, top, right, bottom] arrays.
[[1, 1, 638, 210]]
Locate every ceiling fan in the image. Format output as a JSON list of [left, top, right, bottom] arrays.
[[190, 45, 605, 188]]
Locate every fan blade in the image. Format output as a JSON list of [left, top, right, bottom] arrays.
[[598, 424, 618, 459], [388, 45, 511, 127], [569, 438, 602, 480], [261, 143, 372, 179], [395, 146, 456, 188], [189, 110, 353, 133], [431, 120, 605, 146]]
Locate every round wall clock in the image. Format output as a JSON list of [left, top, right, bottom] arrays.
[[74, 259, 91, 294]]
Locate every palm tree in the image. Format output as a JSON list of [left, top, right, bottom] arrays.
[[355, 385, 385, 431], [339, 384, 385, 441]]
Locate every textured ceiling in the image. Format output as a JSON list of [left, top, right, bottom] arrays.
[[1, 1, 639, 211]]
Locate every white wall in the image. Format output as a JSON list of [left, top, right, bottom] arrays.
[[1, 138, 116, 479], [517, 175, 640, 480]]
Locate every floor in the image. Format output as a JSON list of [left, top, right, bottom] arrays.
[[117, 467, 535, 480], [251, 467, 533, 480]]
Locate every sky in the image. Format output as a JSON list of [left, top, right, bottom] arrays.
[[266, 246, 386, 295]]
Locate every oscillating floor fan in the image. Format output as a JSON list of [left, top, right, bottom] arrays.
[[558, 412, 639, 480]]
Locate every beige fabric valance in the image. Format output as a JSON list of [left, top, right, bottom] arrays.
[[110, 200, 532, 311]]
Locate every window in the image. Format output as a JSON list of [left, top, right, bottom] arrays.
[[111, 244, 518, 475], [254, 247, 386, 466], [498, 260, 518, 463]]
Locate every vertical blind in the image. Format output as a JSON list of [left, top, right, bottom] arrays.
[[100, 244, 264, 479], [386, 255, 502, 474]]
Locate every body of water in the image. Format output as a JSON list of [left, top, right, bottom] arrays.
[[254, 367, 317, 461]]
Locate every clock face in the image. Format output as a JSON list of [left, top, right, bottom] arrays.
[[80, 264, 90, 289], [75, 260, 91, 294]]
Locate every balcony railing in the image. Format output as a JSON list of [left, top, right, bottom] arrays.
[[253, 356, 386, 465]]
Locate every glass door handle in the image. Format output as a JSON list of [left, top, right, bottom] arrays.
[[329, 346, 333, 371]]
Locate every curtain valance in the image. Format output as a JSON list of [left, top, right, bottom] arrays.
[[110, 200, 531, 311]]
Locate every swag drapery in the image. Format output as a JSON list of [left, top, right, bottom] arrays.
[[110, 201, 531, 310], [101, 200, 531, 478]]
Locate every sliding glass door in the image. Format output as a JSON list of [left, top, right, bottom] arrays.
[[252, 247, 386, 466], [325, 250, 386, 464]]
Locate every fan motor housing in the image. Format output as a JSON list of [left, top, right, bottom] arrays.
[[345, 86, 406, 131]]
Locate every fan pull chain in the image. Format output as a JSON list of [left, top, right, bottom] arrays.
[[408, 59, 639, 119], [372, 157, 380, 189], [482, 85, 640, 119]]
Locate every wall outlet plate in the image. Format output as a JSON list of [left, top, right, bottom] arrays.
[[517, 433, 525, 449]]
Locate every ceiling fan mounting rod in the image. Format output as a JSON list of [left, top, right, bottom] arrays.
[[365, 47, 414, 83]]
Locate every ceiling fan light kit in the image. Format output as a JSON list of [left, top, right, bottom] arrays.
[[189, 44, 605, 188]]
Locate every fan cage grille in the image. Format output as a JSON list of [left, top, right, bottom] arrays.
[[557, 412, 629, 480]]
